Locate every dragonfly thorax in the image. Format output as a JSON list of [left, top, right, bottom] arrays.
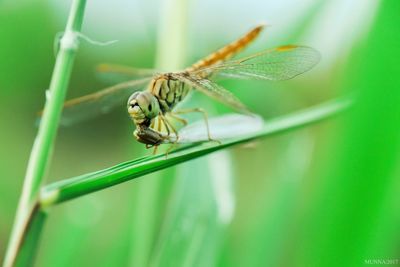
[[127, 91, 160, 127], [149, 75, 190, 113]]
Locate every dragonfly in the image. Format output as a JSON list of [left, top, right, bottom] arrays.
[[61, 24, 320, 150]]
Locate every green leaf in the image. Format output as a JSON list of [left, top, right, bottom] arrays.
[[3, 1, 87, 266], [296, 2, 400, 266], [151, 152, 234, 267], [14, 206, 47, 267], [40, 96, 352, 206]]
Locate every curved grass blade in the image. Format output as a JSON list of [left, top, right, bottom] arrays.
[[40, 96, 353, 206], [151, 152, 232, 266]]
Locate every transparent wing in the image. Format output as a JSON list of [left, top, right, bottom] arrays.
[[95, 63, 157, 84], [179, 113, 264, 143], [164, 113, 264, 144], [190, 45, 320, 81], [172, 73, 250, 114], [58, 78, 151, 126]]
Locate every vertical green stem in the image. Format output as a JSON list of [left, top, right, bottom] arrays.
[[3, 1, 86, 266], [155, 0, 188, 70], [129, 0, 188, 266]]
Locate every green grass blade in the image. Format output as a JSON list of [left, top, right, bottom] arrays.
[[128, 0, 190, 265], [13, 206, 47, 267], [151, 152, 233, 267], [3, 1, 87, 266], [40, 96, 352, 206], [296, 2, 400, 266]]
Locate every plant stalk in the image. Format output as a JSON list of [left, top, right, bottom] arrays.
[[129, 0, 189, 265], [3, 1, 86, 266]]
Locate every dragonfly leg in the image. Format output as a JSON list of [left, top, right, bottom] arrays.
[[160, 114, 179, 140], [153, 145, 159, 155], [168, 113, 188, 126], [175, 108, 221, 144], [146, 115, 174, 157], [145, 143, 160, 156], [160, 114, 181, 157], [165, 142, 179, 157], [157, 116, 162, 132], [145, 144, 153, 149], [158, 114, 171, 137]]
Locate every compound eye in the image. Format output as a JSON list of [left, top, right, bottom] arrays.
[[127, 92, 140, 107], [128, 101, 139, 109]]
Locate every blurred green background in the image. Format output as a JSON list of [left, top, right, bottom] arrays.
[[1, 0, 399, 266]]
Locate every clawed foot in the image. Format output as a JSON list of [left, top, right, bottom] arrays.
[[209, 137, 222, 145]]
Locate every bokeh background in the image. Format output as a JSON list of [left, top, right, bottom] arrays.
[[1, 0, 399, 266]]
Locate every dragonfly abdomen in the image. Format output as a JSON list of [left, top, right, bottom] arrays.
[[186, 24, 264, 72], [150, 76, 191, 112]]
